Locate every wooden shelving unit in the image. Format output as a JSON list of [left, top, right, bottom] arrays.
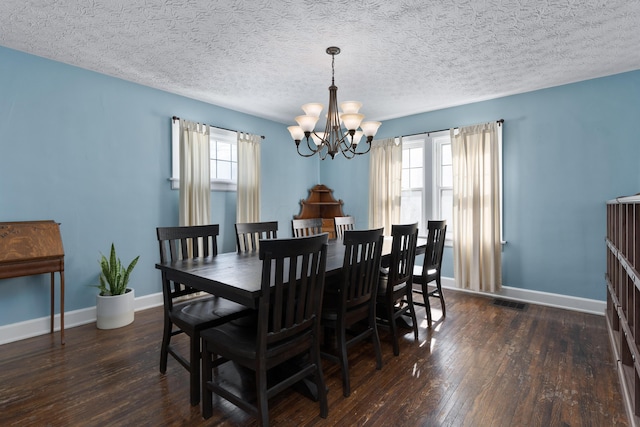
[[294, 184, 347, 239], [606, 195, 640, 427]]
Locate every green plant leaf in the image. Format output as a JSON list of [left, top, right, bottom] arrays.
[[97, 243, 139, 296]]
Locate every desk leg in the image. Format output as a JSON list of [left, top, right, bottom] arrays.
[[60, 271, 65, 345], [51, 271, 65, 345], [50, 272, 55, 335]]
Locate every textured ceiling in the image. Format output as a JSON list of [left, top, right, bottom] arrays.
[[2, 0, 640, 125]]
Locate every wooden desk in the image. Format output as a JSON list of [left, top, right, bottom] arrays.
[[0, 221, 65, 344], [156, 237, 425, 310]]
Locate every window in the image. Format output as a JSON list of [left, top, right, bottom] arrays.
[[400, 131, 453, 241], [208, 127, 237, 190], [171, 121, 238, 191]]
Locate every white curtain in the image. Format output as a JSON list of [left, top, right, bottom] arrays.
[[236, 132, 261, 223], [179, 119, 211, 226], [368, 137, 402, 235], [451, 122, 502, 292]]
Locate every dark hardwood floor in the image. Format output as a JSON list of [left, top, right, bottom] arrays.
[[0, 290, 628, 426]]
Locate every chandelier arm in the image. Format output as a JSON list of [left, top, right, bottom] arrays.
[[344, 139, 372, 156], [305, 136, 321, 153], [296, 141, 320, 157], [342, 147, 356, 159], [337, 133, 354, 152]]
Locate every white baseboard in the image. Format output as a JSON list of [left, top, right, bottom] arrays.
[[0, 280, 606, 346], [439, 277, 606, 316], [0, 292, 163, 346]]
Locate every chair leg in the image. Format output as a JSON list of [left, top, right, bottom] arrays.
[[437, 277, 446, 317], [406, 289, 419, 341], [337, 325, 350, 397], [189, 333, 201, 406], [256, 361, 269, 427], [371, 320, 383, 370], [160, 317, 172, 373], [389, 302, 400, 357], [201, 343, 213, 420], [313, 338, 329, 419], [422, 282, 433, 327]]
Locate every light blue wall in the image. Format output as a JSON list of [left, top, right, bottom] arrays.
[[0, 46, 318, 326], [1, 44, 639, 331], [323, 71, 640, 301]]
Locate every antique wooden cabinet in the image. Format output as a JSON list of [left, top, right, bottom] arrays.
[[294, 184, 347, 239]]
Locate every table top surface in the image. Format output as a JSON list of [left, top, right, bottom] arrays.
[[156, 237, 426, 309]]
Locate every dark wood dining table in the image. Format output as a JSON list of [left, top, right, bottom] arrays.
[[155, 236, 426, 310]]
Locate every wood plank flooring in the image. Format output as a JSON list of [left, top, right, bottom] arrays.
[[0, 290, 629, 426]]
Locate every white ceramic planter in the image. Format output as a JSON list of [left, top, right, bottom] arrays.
[[96, 288, 135, 329]]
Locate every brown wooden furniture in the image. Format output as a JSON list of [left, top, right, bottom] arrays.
[[155, 238, 427, 311], [0, 220, 65, 344], [321, 228, 384, 397], [606, 195, 640, 426], [334, 216, 355, 240], [376, 223, 419, 356], [292, 218, 323, 237], [156, 225, 251, 406], [295, 184, 347, 239], [235, 221, 278, 253], [413, 220, 447, 327], [201, 234, 329, 425]]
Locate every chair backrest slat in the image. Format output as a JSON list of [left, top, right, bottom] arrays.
[[157, 225, 220, 308], [423, 220, 447, 275], [341, 228, 384, 310], [292, 218, 324, 237], [235, 221, 278, 253], [258, 234, 328, 347], [334, 216, 356, 240], [387, 223, 419, 291]]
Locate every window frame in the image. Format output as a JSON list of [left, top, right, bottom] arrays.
[[400, 130, 453, 243], [432, 132, 453, 244], [170, 121, 238, 191]]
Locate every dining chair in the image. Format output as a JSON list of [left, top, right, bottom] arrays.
[[334, 216, 355, 240], [292, 218, 324, 237], [156, 224, 252, 406], [234, 221, 278, 253], [413, 220, 447, 327], [376, 223, 419, 356], [201, 233, 329, 426], [321, 227, 384, 397]]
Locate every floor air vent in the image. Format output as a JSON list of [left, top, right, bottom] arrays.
[[493, 298, 527, 311]]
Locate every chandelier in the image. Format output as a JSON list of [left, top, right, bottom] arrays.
[[287, 47, 381, 160]]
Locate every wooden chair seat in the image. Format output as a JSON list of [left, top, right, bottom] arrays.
[[171, 296, 247, 326], [377, 273, 410, 294]]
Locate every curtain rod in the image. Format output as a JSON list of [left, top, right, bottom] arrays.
[[172, 116, 265, 139], [402, 119, 504, 138]]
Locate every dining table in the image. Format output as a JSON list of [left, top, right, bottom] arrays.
[[155, 236, 427, 310]]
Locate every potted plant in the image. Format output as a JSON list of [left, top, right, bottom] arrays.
[[95, 243, 140, 330]]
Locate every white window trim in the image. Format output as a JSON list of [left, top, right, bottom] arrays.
[[431, 132, 453, 245], [170, 121, 238, 191]]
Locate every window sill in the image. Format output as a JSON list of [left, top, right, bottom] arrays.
[[169, 178, 237, 192]]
